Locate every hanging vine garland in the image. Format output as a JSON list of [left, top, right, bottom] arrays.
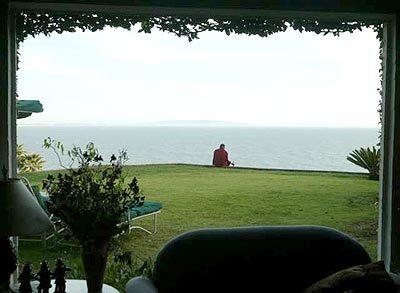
[[15, 11, 384, 43], [15, 11, 384, 129]]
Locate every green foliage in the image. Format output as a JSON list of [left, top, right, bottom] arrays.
[[17, 144, 45, 173], [42, 138, 144, 245], [377, 27, 384, 145], [16, 11, 383, 45], [347, 147, 380, 180], [105, 249, 153, 291]]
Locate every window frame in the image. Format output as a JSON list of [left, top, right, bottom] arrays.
[[2, 1, 399, 272]]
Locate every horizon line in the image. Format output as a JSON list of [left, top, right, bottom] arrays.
[[17, 123, 380, 129]]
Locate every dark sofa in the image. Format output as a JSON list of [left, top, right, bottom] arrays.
[[126, 226, 371, 293]]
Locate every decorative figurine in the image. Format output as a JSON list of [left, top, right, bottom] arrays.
[[37, 261, 52, 293], [52, 259, 70, 293], [18, 263, 35, 293]]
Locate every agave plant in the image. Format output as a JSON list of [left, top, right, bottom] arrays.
[[17, 144, 45, 173], [347, 146, 380, 180]]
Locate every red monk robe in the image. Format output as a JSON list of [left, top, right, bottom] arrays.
[[213, 147, 232, 167]]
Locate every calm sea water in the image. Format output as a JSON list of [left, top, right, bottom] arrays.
[[17, 126, 379, 172]]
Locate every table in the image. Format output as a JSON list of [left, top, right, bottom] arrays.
[[12, 279, 119, 292]]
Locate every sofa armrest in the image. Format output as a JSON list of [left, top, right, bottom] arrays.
[[126, 276, 159, 293]]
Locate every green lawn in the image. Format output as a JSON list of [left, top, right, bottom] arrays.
[[19, 164, 378, 289]]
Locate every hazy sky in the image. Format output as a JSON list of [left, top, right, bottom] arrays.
[[17, 26, 381, 127]]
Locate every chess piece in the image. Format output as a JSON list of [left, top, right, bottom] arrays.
[[52, 259, 70, 293], [37, 261, 52, 293], [18, 263, 35, 293]]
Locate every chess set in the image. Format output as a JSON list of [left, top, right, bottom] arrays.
[[17, 259, 71, 293]]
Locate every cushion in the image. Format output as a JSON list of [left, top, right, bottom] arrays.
[[129, 201, 163, 219], [303, 261, 397, 293]]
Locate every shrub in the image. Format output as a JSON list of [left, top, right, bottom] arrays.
[[105, 249, 153, 292], [17, 144, 45, 173], [347, 146, 380, 180]]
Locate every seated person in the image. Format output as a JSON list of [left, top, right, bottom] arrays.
[[212, 144, 234, 167]]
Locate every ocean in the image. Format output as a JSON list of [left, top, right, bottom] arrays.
[[17, 126, 379, 172]]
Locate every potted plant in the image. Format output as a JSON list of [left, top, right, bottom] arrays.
[[43, 138, 144, 293]]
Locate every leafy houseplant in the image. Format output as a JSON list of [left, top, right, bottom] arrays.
[[347, 146, 380, 180], [43, 138, 144, 293]]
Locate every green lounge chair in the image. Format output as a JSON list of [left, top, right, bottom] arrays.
[[126, 201, 163, 234]]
